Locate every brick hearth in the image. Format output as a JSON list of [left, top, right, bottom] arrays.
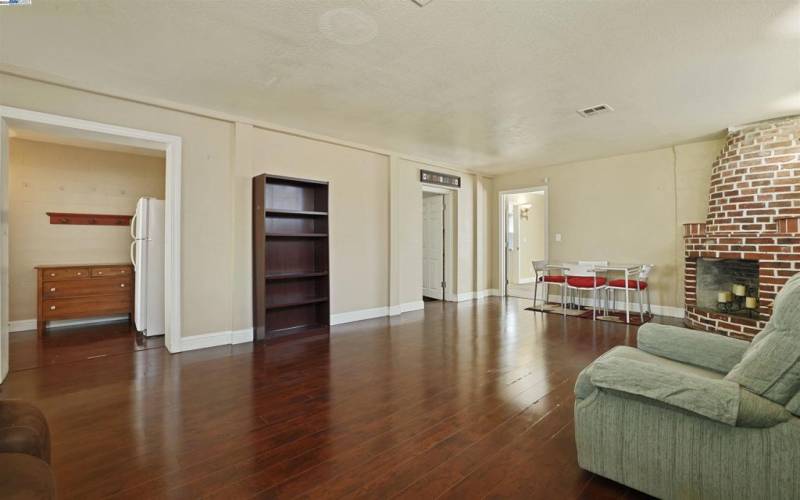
[[684, 116, 800, 340]]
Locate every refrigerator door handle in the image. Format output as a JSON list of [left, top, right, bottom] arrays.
[[130, 211, 138, 239], [130, 240, 137, 271]]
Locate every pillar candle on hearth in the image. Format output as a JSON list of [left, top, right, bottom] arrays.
[[718, 291, 732, 303], [746, 297, 757, 309], [732, 284, 747, 297]]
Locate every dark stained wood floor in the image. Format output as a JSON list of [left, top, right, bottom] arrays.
[[10, 321, 164, 372], [0, 298, 671, 499]]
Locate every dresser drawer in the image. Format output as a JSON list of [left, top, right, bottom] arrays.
[[43, 296, 131, 320], [41, 267, 90, 282], [43, 277, 132, 299], [91, 266, 132, 278]]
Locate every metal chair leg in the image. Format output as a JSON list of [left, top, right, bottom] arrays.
[[533, 278, 539, 308], [639, 289, 644, 322], [647, 288, 652, 316]]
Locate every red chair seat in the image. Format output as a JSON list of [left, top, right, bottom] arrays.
[[567, 276, 607, 288], [541, 275, 566, 283], [608, 279, 647, 289]]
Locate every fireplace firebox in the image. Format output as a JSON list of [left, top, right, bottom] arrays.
[[695, 259, 759, 318]]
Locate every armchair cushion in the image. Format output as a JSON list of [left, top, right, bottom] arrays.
[[637, 323, 749, 374], [726, 273, 800, 406], [589, 356, 741, 425]]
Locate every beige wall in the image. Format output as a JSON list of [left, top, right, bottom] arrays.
[[492, 139, 724, 309], [8, 138, 164, 321]]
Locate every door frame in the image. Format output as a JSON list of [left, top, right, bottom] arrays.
[[0, 106, 183, 381], [422, 185, 456, 301], [497, 186, 549, 298]]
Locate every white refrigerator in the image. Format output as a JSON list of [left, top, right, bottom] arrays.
[[130, 197, 165, 337]]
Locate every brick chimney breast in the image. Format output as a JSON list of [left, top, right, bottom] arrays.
[[684, 115, 800, 340], [706, 116, 800, 235]]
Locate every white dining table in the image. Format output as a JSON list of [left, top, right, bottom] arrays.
[[546, 262, 643, 323]]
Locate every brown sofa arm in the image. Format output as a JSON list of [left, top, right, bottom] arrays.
[[0, 400, 51, 463]]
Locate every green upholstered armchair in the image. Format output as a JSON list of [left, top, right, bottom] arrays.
[[574, 273, 800, 500]]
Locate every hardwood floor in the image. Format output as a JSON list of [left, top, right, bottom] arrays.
[[0, 298, 672, 499], [10, 321, 164, 372]]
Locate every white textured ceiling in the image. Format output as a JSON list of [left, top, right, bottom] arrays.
[[1, 0, 799, 175]]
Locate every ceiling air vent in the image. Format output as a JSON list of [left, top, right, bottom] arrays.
[[577, 104, 614, 118]]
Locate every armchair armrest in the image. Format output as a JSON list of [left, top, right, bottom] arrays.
[[637, 323, 749, 374], [588, 357, 792, 427], [589, 357, 740, 425]]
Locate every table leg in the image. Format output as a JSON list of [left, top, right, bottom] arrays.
[[624, 269, 630, 323]]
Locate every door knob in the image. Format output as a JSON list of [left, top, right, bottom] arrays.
[[49, 306, 56, 311], [49, 288, 56, 292], [120, 284, 126, 288]]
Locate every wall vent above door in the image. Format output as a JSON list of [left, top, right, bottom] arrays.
[[577, 104, 614, 118]]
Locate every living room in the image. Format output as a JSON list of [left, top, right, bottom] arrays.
[[0, 1, 798, 498]]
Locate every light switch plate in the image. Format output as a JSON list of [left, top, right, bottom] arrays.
[[555, 233, 562, 242]]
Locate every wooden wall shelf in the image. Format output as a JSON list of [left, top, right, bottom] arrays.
[[46, 212, 133, 226], [253, 174, 330, 341]]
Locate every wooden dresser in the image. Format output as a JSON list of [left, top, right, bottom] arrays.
[[35, 264, 134, 335]]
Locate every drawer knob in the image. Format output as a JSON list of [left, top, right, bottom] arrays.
[[98, 271, 103, 275], [49, 305, 56, 311], [77, 272, 83, 276], [120, 284, 126, 288], [49, 287, 56, 292], [49, 273, 56, 277]]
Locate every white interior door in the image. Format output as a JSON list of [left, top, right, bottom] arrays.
[[507, 204, 520, 286], [422, 194, 444, 299]]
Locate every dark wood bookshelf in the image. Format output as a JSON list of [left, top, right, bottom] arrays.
[[265, 208, 328, 217], [266, 297, 330, 310], [253, 174, 330, 341], [265, 232, 328, 238], [266, 271, 329, 280]]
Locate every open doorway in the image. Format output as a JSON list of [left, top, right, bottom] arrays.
[[0, 107, 182, 381], [499, 188, 548, 299], [6, 132, 165, 371], [421, 186, 455, 302]]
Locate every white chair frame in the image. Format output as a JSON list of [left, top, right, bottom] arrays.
[[565, 261, 609, 319], [607, 264, 654, 322], [531, 260, 565, 311]]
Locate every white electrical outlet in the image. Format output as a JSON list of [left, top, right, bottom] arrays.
[[555, 233, 562, 242]]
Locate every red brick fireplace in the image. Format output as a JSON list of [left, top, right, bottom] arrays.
[[684, 115, 800, 340]]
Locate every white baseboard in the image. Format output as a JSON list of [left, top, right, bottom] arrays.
[[231, 328, 255, 344], [9, 315, 130, 333], [330, 306, 389, 326], [388, 301, 425, 316], [178, 327, 254, 352], [539, 293, 684, 319], [477, 288, 501, 298], [454, 289, 500, 301]]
